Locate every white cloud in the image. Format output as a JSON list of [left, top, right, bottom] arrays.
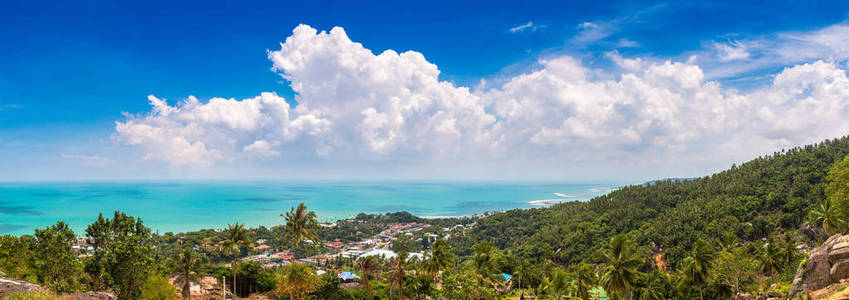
[[510, 22, 534, 33], [714, 40, 750, 61], [115, 24, 849, 178]]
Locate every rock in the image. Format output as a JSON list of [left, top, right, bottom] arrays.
[[766, 291, 782, 297], [0, 277, 46, 298], [832, 259, 849, 281], [801, 222, 818, 241], [734, 293, 754, 300], [789, 234, 849, 298]]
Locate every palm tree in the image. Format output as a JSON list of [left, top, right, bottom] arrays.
[[282, 203, 320, 248], [573, 263, 596, 300], [423, 239, 455, 284], [681, 239, 715, 300], [761, 238, 782, 276], [220, 223, 251, 297], [638, 274, 665, 300], [781, 232, 798, 268], [596, 235, 642, 300], [175, 247, 202, 300], [472, 241, 499, 278], [812, 198, 845, 235], [543, 268, 573, 299], [357, 255, 381, 298], [386, 251, 410, 300], [277, 262, 319, 300]]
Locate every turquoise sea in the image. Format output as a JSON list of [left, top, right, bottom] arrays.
[[0, 181, 623, 236]]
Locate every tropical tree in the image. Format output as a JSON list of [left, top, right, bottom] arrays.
[[282, 202, 320, 248], [472, 241, 499, 279], [572, 262, 596, 300], [680, 239, 716, 300], [541, 268, 573, 299], [761, 239, 782, 276], [811, 198, 845, 235], [595, 235, 642, 300], [277, 262, 319, 300], [32, 221, 82, 293], [780, 232, 798, 268], [84, 212, 154, 299], [713, 247, 757, 294], [175, 247, 203, 300], [220, 223, 251, 296], [386, 251, 411, 300], [357, 255, 381, 298], [826, 153, 849, 210], [424, 239, 455, 284]]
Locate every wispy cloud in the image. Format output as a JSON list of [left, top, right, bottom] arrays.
[[0, 104, 22, 111], [509, 21, 545, 33], [61, 154, 114, 166], [692, 23, 849, 81]]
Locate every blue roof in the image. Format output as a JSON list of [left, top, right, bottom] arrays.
[[502, 273, 512, 281], [338, 271, 360, 280]]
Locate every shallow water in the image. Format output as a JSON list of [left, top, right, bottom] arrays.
[[0, 181, 622, 235]]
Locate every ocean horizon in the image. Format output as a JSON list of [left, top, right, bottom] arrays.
[[0, 181, 623, 236]]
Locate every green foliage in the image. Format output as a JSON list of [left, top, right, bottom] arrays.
[[32, 221, 82, 293], [234, 261, 276, 295], [0, 235, 36, 280], [826, 152, 849, 212], [138, 274, 178, 300], [596, 235, 643, 299], [440, 269, 498, 300], [85, 211, 154, 299], [283, 202, 321, 247], [712, 247, 758, 294], [4, 291, 64, 300], [277, 262, 319, 300]]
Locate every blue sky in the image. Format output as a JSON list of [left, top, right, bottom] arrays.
[[3, 0, 849, 181]]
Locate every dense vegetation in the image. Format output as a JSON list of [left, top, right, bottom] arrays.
[[2, 135, 849, 299]]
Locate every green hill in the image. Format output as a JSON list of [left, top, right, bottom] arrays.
[[456, 136, 849, 269]]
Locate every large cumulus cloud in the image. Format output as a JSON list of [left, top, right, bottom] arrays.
[[115, 24, 849, 171]]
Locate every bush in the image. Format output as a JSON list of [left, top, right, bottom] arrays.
[[139, 275, 178, 300]]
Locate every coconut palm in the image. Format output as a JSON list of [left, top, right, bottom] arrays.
[[596, 235, 643, 300], [282, 203, 320, 248], [542, 268, 573, 299], [573, 262, 596, 300], [472, 241, 499, 278], [812, 198, 845, 235], [386, 251, 411, 300], [681, 239, 715, 300], [357, 255, 381, 298], [781, 232, 798, 268], [175, 247, 202, 300], [761, 238, 782, 276], [220, 223, 251, 297], [423, 239, 455, 284]]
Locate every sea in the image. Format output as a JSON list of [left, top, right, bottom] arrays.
[[0, 181, 623, 236]]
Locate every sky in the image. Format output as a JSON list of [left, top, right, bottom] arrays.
[[3, 0, 849, 181]]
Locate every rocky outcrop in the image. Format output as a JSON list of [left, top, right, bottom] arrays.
[[789, 234, 849, 298], [0, 277, 46, 297]]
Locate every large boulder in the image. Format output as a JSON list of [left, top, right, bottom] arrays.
[[789, 234, 849, 298]]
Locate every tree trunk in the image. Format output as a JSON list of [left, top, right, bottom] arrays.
[[232, 257, 238, 298], [699, 286, 704, 300], [183, 278, 191, 300]]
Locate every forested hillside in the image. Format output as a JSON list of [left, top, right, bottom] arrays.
[[447, 135, 849, 295]]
